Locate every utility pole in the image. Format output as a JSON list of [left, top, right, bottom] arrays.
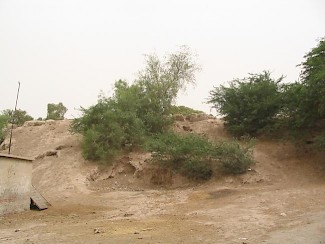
[[8, 81, 21, 154]]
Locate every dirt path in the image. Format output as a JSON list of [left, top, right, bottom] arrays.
[[0, 119, 324, 243], [1, 183, 324, 243]]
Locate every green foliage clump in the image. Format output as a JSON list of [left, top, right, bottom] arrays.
[[208, 38, 325, 150], [2, 109, 33, 126], [281, 38, 325, 131], [146, 132, 254, 179], [208, 71, 283, 136], [72, 47, 200, 162], [217, 139, 255, 174], [0, 109, 33, 144], [299, 38, 325, 123], [71, 85, 146, 161], [135, 46, 200, 133], [46, 102, 67, 120], [0, 113, 10, 144], [170, 105, 204, 115]]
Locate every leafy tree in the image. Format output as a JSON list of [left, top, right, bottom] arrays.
[[136, 46, 200, 133], [46, 102, 67, 120], [2, 109, 34, 126], [72, 47, 200, 162], [282, 38, 325, 129], [208, 71, 284, 136], [300, 37, 325, 120]]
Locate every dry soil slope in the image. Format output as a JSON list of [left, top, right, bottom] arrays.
[[1, 118, 324, 201], [1, 118, 325, 243], [0, 120, 95, 203]]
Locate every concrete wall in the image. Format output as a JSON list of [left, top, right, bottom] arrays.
[[0, 155, 33, 215]]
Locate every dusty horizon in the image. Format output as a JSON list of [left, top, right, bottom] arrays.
[[1, 0, 324, 118]]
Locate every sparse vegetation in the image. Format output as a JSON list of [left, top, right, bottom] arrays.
[[170, 105, 204, 116]]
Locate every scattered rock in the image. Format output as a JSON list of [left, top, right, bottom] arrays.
[[280, 212, 287, 217], [94, 228, 101, 234], [69, 214, 79, 219], [36, 150, 58, 160], [141, 228, 153, 231], [23, 121, 45, 127], [173, 114, 185, 121], [134, 231, 140, 234], [45, 119, 56, 125], [87, 169, 100, 181], [182, 125, 193, 132], [186, 113, 209, 122], [239, 237, 248, 241], [14, 229, 20, 232], [55, 145, 72, 150], [45, 150, 58, 157]]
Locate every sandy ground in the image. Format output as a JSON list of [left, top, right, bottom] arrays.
[[0, 119, 325, 243]]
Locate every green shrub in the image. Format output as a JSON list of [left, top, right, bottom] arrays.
[[217, 139, 255, 174], [208, 71, 283, 136], [146, 132, 254, 179], [71, 93, 146, 162], [0, 113, 10, 144], [181, 160, 213, 180]]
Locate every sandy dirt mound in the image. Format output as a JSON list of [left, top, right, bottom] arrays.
[[0, 120, 96, 202], [0, 118, 325, 243]]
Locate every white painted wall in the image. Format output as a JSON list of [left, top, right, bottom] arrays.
[[0, 155, 33, 215]]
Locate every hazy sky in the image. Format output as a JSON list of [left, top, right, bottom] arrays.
[[1, 0, 324, 118]]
